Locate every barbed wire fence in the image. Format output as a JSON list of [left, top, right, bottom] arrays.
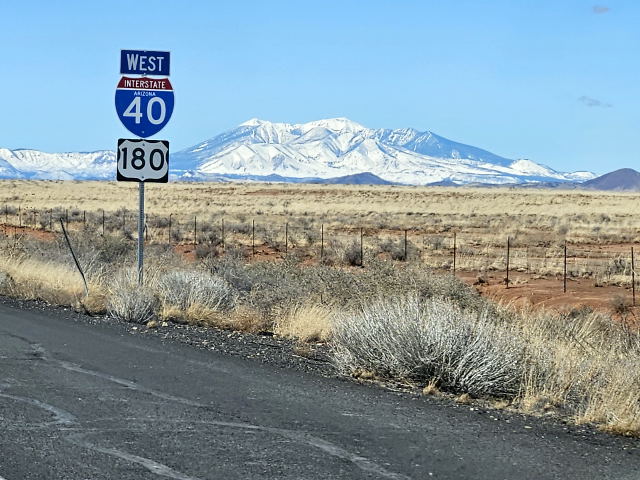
[[1, 203, 638, 305]]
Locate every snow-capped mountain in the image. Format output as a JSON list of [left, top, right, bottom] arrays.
[[0, 118, 595, 185], [170, 118, 594, 185]]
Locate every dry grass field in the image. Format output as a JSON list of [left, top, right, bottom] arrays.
[[2, 179, 640, 436], [2, 180, 639, 311]]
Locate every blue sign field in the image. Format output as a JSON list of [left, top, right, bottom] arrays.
[[120, 50, 170, 76], [115, 77, 174, 138]]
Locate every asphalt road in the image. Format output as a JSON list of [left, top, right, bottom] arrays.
[[0, 300, 639, 479]]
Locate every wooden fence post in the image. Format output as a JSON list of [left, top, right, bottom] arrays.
[[252, 219, 255, 257], [320, 223, 324, 262], [168, 213, 172, 245], [285, 222, 288, 255]]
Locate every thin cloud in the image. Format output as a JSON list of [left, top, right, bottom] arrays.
[[592, 5, 610, 14], [578, 95, 612, 108]]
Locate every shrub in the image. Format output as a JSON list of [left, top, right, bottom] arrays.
[[331, 295, 526, 397], [343, 241, 362, 266], [107, 271, 157, 324], [155, 270, 237, 313]]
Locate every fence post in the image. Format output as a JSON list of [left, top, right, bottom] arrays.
[[320, 223, 324, 262], [49, 209, 52, 231], [83, 210, 86, 226], [360, 227, 364, 267], [453, 232, 457, 275], [4, 205, 7, 224], [193, 215, 197, 246], [404, 229, 408, 261], [252, 219, 255, 257], [632, 246, 636, 307], [221, 218, 225, 251], [122, 211, 126, 235], [506, 236, 510, 288], [285, 222, 288, 255], [168, 213, 172, 245], [101, 209, 105, 236], [563, 242, 567, 294]]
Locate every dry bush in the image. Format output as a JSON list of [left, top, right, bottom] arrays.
[[332, 296, 526, 397], [107, 269, 157, 324], [274, 303, 333, 342], [155, 269, 237, 314]]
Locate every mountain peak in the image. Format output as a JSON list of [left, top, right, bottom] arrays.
[[239, 118, 266, 127], [302, 117, 366, 133]]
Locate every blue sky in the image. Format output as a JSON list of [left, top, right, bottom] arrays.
[[0, 1, 637, 174]]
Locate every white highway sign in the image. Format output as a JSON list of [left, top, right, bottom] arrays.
[[117, 138, 169, 183]]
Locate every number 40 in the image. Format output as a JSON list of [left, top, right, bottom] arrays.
[[123, 96, 166, 125]]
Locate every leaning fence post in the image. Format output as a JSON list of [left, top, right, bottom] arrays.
[[632, 246, 636, 307], [59, 219, 88, 298], [563, 242, 567, 294], [506, 236, 510, 288]]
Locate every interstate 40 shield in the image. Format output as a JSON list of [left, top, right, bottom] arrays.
[[115, 77, 174, 138]]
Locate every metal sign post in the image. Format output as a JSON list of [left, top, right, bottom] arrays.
[[138, 182, 145, 284], [115, 49, 173, 285]]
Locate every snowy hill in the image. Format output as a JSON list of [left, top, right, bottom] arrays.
[[0, 148, 114, 180], [0, 118, 594, 185]]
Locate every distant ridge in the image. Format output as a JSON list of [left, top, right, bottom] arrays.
[[581, 168, 640, 191], [313, 172, 394, 185]]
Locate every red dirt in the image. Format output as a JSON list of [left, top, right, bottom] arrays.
[[0, 223, 56, 241], [456, 270, 639, 319]]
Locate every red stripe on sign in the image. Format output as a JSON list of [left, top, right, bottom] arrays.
[[116, 77, 173, 90]]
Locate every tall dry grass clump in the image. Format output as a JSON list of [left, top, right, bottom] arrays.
[[515, 308, 640, 435], [0, 251, 87, 305], [274, 303, 333, 343]]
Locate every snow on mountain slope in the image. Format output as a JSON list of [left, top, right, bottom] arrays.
[[171, 118, 594, 185], [0, 149, 115, 180], [0, 118, 595, 185]]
